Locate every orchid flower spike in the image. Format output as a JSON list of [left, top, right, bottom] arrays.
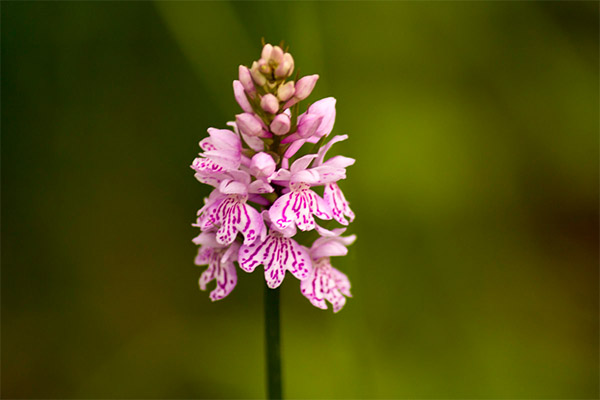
[[190, 42, 356, 311]]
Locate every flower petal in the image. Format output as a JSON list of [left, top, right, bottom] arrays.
[[233, 80, 253, 113], [201, 195, 263, 245], [300, 258, 351, 312], [239, 234, 311, 288], [248, 180, 274, 194], [314, 135, 348, 166], [324, 183, 355, 225], [268, 191, 296, 230], [195, 243, 239, 301], [290, 154, 318, 174], [308, 97, 336, 138]]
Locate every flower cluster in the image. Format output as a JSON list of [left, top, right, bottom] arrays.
[[191, 43, 356, 312]]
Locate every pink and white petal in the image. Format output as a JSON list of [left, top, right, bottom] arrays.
[[329, 289, 347, 313], [290, 154, 318, 174], [332, 267, 352, 297], [300, 271, 327, 310], [207, 128, 242, 151], [309, 165, 346, 185], [222, 241, 241, 263], [192, 231, 221, 248], [313, 223, 337, 238], [296, 114, 323, 139], [311, 190, 333, 221], [290, 169, 321, 186], [191, 157, 226, 174], [270, 168, 291, 182], [194, 246, 214, 266], [209, 258, 237, 301], [248, 180, 274, 194], [199, 261, 217, 291], [219, 179, 248, 195], [216, 221, 238, 245], [227, 121, 265, 152], [314, 226, 346, 239], [227, 170, 252, 185], [238, 237, 269, 273], [194, 171, 226, 188], [314, 135, 348, 166], [338, 233, 357, 247], [269, 192, 297, 230], [294, 198, 317, 232], [236, 203, 264, 245], [283, 139, 306, 160], [308, 97, 336, 138], [312, 240, 349, 259], [196, 196, 226, 231], [199, 136, 216, 152], [242, 132, 264, 151], [280, 132, 302, 144], [286, 241, 312, 281], [202, 148, 241, 170], [321, 155, 355, 169], [233, 80, 253, 113], [263, 240, 287, 288], [263, 209, 297, 237], [324, 183, 355, 224]]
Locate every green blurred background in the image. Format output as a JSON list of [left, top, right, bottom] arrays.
[[2, 1, 598, 398]]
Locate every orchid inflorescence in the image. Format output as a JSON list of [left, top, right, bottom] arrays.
[[191, 43, 356, 312]]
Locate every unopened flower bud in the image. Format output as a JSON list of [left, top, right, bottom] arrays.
[[250, 61, 267, 86], [297, 113, 323, 138], [261, 44, 273, 61], [275, 53, 294, 79], [250, 152, 276, 178], [233, 80, 253, 113], [294, 74, 319, 100], [270, 46, 284, 64], [277, 81, 295, 102], [260, 94, 279, 114], [270, 113, 291, 136], [236, 113, 265, 137], [238, 65, 255, 94]]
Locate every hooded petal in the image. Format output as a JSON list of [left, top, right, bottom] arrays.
[[308, 97, 336, 138], [248, 180, 274, 194]]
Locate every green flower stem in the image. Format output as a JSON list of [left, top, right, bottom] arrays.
[[264, 284, 282, 399]]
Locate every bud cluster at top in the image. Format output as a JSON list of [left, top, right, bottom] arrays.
[[191, 43, 356, 313]]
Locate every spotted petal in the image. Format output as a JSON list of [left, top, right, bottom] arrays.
[[239, 233, 312, 288], [198, 195, 264, 245], [323, 183, 355, 225], [268, 186, 332, 231], [300, 258, 351, 312], [196, 243, 240, 301]]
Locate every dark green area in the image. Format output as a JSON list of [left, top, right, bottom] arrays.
[[2, 1, 598, 398]]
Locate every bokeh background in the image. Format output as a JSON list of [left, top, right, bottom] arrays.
[[2, 1, 598, 399]]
